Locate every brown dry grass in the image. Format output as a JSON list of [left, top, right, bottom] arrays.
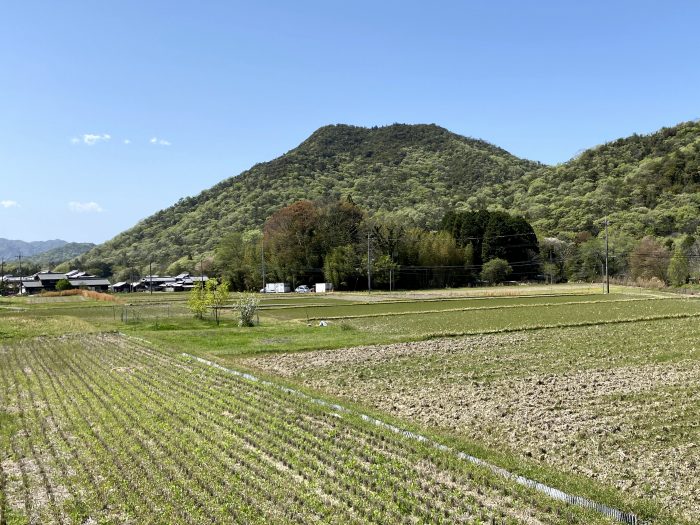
[[39, 289, 120, 302]]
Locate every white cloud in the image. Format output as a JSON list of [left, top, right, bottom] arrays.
[[71, 133, 111, 145], [0, 200, 20, 208], [69, 201, 103, 213], [123, 139, 131, 145], [150, 136, 171, 146]]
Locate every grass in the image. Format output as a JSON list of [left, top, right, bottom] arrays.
[[0, 315, 96, 340], [266, 292, 651, 321], [134, 321, 406, 359], [132, 294, 700, 361], [342, 296, 700, 337]]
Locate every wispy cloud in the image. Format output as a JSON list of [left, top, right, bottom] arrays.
[[71, 133, 111, 145], [0, 200, 20, 209], [69, 201, 103, 213], [123, 139, 131, 145], [150, 136, 171, 146]]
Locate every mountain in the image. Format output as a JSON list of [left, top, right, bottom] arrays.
[[26, 242, 95, 267], [0, 238, 70, 261], [80, 124, 541, 270], [77, 120, 700, 274], [470, 120, 700, 238]]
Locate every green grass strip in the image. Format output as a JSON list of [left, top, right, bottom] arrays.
[[306, 296, 671, 321]]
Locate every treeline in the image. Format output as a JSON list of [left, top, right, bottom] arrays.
[[210, 198, 541, 291], [540, 232, 700, 287], [210, 197, 700, 292]]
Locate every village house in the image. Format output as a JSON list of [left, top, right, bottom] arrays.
[[122, 273, 208, 293], [8, 270, 112, 294]]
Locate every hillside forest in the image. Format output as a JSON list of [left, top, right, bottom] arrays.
[[177, 199, 698, 291], [7, 120, 700, 290]]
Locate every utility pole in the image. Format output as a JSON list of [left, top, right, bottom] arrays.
[[149, 261, 153, 295], [605, 216, 610, 294], [367, 232, 372, 294], [17, 253, 22, 295], [261, 239, 266, 290]]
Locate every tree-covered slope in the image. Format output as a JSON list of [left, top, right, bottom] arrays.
[[80, 120, 700, 274], [472, 120, 700, 239], [0, 238, 69, 261], [82, 124, 540, 269], [26, 242, 95, 268]]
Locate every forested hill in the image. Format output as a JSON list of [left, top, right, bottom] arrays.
[[77, 120, 700, 274], [471, 120, 700, 238], [26, 242, 95, 267], [79, 124, 541, 269], [0, 238, 69, 261]]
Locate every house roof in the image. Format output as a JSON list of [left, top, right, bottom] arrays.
[[37, 273, 66, 281], [111, 281, 128, 288], [22, 281, 44, 288], [69, 278, 111, 287]]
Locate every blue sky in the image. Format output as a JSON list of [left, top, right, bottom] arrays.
[[1, 1, 699, 243]]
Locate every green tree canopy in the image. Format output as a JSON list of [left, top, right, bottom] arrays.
[[480, 258, 512, 284]]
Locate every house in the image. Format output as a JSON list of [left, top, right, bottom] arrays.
[[14, 271, 67, 294], [12, 270, 112, 294], [111, 281, 130, 293], [21, 281, 44, 294], [131, 273, 208, 292], [69, 278, 111, 291]]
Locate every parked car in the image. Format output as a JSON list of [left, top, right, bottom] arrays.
[[295, 285, 311, 293]]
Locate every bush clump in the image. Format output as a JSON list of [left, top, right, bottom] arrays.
[[236, 293, 259, 327]]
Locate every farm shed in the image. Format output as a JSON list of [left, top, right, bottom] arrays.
[[111, 281, 130, 292]]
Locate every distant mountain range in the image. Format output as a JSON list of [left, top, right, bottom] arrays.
[[0, 239, 95, 267], [75, 120, 700, 274], [26, 243, 96, 267]]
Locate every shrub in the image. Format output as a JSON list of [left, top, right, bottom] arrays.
[[635, 276, 666, 290], [236, 293, 259, 327], [188, 283, 208, 319], [668, 248, 690, 286], [207, 280, 230, 326], [480, 258, 513, 284], [55, 279, 72, 291]]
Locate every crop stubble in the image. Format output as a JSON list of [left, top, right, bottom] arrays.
[[248, 319, 700, 523]]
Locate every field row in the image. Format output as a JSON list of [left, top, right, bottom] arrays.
[[338, 296, 700, 338], [266, 293, 646, 320], [0, 333, 609, 524]]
